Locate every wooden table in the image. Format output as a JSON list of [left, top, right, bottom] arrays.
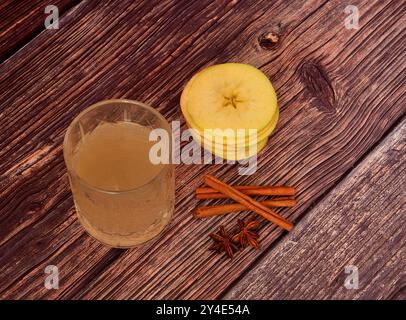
[[0, 0, 405, 300]]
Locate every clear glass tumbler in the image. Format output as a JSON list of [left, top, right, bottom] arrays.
[[63, 99, 174, 248]]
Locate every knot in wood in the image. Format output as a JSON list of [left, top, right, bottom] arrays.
[[258, 32, 280, 50], [299, 60, 336, 113]]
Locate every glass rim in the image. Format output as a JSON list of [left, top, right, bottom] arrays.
[[63, 99, 172, 194]]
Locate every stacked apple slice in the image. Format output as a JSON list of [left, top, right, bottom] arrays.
[[180, 63, 279, 160]]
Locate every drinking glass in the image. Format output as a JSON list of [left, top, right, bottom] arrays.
[[63, 99, 174, 248]]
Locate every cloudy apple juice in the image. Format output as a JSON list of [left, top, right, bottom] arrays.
[[64, 100, 174, 248]]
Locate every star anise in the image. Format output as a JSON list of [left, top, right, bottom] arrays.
[[209, 226, 239, 259], [231, 216, 261, 250]]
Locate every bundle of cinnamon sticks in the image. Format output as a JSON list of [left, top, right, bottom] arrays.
[[195, 174, 295, 231]]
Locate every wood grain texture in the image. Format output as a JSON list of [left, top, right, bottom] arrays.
[[0, 0, 405, 299], [225, 119, 406, 300], [0, 0, 81, 62]]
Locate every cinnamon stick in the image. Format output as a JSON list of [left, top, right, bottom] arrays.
[[196, 185, 295, 199], [197, 185, 269, 194], [195, 197, 297, 218], [203, 175, 294, 231]]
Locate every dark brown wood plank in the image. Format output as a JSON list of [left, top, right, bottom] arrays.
[[0, 0, 81, 62], [225, 119, 406, 300], [0, 0, 405, 299]]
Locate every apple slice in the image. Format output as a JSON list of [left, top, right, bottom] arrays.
[[181, 63, 278, 133]]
